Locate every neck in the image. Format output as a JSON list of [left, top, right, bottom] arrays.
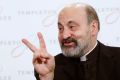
[[82, 40, 97, 57]]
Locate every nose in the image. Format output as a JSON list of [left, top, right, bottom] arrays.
[[63, 29, 72, 39]]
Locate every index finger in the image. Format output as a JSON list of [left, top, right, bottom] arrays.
[[22, 39, 37, 53], [37, 32, 47, 51]]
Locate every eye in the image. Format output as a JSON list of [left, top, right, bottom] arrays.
[[69, 25, 76, 31], [58, 27, 62, 30], [58, 23, 64, 32], [70, 26, 74, 29], [58, 26, 64, 32]]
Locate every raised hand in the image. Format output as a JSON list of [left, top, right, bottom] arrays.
[[22, 32, 55, 80]]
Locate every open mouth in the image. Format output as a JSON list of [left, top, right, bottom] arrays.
[[64, 42, 74, 46], [62, 38, 77, 47], [63, 41, 77, 48]]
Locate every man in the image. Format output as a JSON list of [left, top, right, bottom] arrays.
[[22, 3, 120, 80]]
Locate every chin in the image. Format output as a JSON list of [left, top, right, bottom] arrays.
[[62, 47, 81, 57]]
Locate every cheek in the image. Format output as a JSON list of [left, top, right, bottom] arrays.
[[58, 34, 63, 43], [73, 31, 82, 39], [74, 31, 90, 41]]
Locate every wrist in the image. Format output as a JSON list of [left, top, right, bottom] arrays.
[[39, 71, 54, 80]]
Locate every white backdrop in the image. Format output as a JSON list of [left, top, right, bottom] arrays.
[[0, 0, 120, 80]]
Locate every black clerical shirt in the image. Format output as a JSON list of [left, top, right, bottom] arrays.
[[80, 42, 99, 80]]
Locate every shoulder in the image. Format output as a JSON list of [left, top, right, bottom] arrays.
[[54, 53, 68, 65], [55, 53, 67, 60], [99, 41, 120, 52], [98, 41, 120, 57]]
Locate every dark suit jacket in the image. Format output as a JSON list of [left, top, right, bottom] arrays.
[[35, 41, 120, 80]]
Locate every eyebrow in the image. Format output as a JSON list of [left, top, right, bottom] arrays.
[[67, 21, 80, 26], [57, 20, 80, 27], [58, 22, 63, 27], [58, 22, 62, 25]]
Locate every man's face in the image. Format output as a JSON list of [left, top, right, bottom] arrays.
[[58, 7, 93, 57]]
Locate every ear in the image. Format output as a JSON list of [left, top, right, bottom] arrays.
[[90, 20, 99, 36]]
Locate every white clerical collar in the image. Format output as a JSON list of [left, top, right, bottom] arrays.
[[80, 41, 98, 61]]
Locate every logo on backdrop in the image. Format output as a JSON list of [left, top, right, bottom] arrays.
[[0, 5, 12, 21], [42, 13, 56, 27], [105, 11, 120, 24]]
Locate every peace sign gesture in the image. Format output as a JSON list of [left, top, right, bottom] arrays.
[[22, 32, 55, 80]]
